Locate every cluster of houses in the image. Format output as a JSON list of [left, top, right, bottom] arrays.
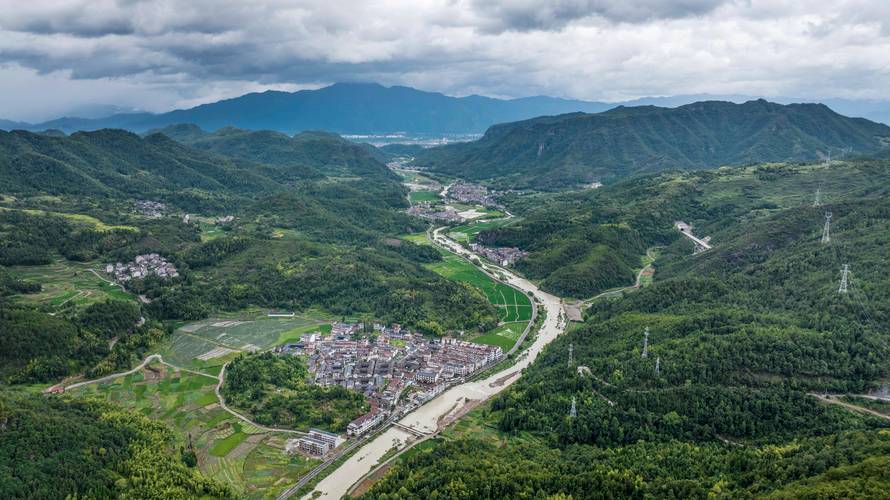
[[273, 321, 503, 455], [407, 203, 464, 222], [469, 243, 529, 267], [449, 182, 502, 208], [135, 200, 166, 217], [105, 253, 179, 282]]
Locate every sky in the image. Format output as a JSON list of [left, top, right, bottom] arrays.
[[2, 0, 890, 122]]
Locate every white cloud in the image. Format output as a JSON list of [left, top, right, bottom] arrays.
[[0, 0, 889, 121]]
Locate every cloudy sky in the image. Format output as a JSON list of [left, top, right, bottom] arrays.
[[2, 0, 890, 122]]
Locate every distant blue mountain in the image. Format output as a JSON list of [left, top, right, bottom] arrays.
[[7, 83, 612, 135], [3, 83, 889, 135]]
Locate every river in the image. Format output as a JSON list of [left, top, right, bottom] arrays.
[[303, 227, 566, 499]]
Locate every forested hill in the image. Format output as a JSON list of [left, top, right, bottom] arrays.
[[149, 124, 395, 179], [414, 99, 890, 189], [0, 128, 314, 210], [364, 158, 890, 499]]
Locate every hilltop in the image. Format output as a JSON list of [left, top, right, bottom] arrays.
[[414, 99, 890, 189], [149, 124, 393, 179]]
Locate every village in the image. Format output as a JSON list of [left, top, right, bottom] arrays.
[[448, 182, 503, 208], [135, 200, 166, 217], [469, 243, 528, 267], [276, 321, 503, 456], [105, 253, 179, 282]]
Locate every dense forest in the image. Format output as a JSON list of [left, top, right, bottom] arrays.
[[221, 353, 368, 432], [414, 99, 890, 189], [362, 158, 890, 498], [0, 299, 164, 383], [0, 391, 232, 499]]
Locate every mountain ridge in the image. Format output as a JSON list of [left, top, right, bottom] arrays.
[[4, 84, 890, 136], [414, 99, 890, 189], [3, 82, 612, 135]]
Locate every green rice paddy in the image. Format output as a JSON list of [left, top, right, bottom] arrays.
[[447, 219, 512, 243], [408, 190, 439, 203], [68, 362, 319, 498], [425, 253, 532, 323]]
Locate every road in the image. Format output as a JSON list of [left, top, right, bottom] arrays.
[[62, 354, 305, 436], [810, 393, 890, 421], [299, 226, 567, 500], [675, 221, 712, 251], [216, 362, 307, 435]]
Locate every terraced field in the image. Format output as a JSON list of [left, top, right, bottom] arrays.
[[7, 260, 134, 309], [156, 314, 330, 370], [69, 362, 319, 498]]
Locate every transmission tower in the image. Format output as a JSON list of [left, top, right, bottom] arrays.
[[568, 343, 573, 368], [641, 327, 650, 358], [821, 212, 832, 244], [838, 264, 850, 294], [655, 356, 661, 376], [570, 396, 577, 418], [813, 188, 822, 208]]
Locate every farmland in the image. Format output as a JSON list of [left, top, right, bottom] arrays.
[[424, 252, 532, 323], [68, 361, 319, 498], [156, 313, 331, 370], [408, 190, 439, 203], [7, 259, 134, 309], [470, 322, 525, 351], [446, 218, 512, 243], [0, 206, 137, 232]]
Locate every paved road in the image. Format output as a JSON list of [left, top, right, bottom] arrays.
[[300, 226, 567, 500]]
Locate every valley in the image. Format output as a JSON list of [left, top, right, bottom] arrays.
[[2, 95, 890, 500]]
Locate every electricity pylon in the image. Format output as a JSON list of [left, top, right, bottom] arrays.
[[822, 212, 831, 244], [642, 327, 650, 358], [570, 396, 577, 418], [814, 188, 822, 207], [839, 264, 850, 294], [655, 356, 661, 376]]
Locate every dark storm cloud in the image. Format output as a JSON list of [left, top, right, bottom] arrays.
[[470, 0, 734, 32], [0, 0, 889, 122]]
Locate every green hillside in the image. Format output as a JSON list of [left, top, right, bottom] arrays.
[[415, 100, 890, 189], [0, 391, 233, 499], [151, 124, 394, 179], [363, 158, 890, 498]]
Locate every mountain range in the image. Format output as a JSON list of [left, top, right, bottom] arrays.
[[6, 82, 890, 136], [3, 83, 610, 135], [413, 99, 890, 189]]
